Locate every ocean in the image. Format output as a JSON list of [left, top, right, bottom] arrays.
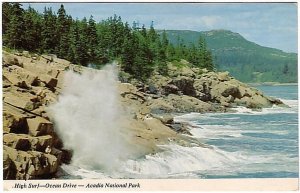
[[61, 85, 299, 179]]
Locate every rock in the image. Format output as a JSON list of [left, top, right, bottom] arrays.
[[236, 95, 271, 109], [152, 114, 174, 124], [27, 117, 54, 137], [41, 54, 54, 62], [3, 149, 17, 179], [3, 133, 53, 152], [39, 75, 58, 90], [193, 79, 212, 101], [266, 96, 285, 106], [239, 85, 252, 97], [171, 76, 196, 96], [148, 94, 213, 113], [29, 135, 53, 153], [218, 71, 231, 81], [163, 84, 179, 95], [3, 66, 40, 88], [211, 82, 241, 101], [167, 94, 213, 113], [22, 51, 30, 57], [4, 93, 41, 111], [119, 83, 146, 103], [147, 84, 158, 94], [147, 98, 175, 114], [168, 122, 192, 135], [3, 52, 23, 67], [3, 105, 30, 134], [3, 134, 31, 151], [167, 61, 195, 78]]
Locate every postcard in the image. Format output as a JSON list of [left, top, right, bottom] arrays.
[[2, 1, 299, 191]]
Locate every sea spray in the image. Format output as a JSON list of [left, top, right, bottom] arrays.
[[48, 64, 134, 171]]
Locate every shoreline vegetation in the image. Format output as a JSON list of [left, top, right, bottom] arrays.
[[2, 3, 296, 180]]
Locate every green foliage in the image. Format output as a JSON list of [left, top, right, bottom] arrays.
[[3, 3, 24, 49], [160, 29, 297, 83], [2, 4, 215, 81]]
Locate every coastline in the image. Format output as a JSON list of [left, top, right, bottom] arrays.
[[2, 50, 295, 180]]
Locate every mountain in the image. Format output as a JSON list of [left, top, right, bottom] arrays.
[[160, 29, 297, 83]]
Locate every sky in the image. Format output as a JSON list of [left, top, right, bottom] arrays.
[[22, 2, 298, 53]]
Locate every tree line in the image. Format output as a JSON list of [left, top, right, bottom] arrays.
[[3, 3, 214, 80]]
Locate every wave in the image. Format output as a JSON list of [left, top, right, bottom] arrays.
[[120, 144, 246, 178]]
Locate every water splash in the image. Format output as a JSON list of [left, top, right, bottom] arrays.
[[48, 64, 134, 172]]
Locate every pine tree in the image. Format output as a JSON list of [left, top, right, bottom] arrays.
[[196, 36, 214, 70], [2, 2, 13, 37], [41, 7, 57, 53], [22, 6, 42, 51], [56, 4, 71, 57], [87, 15, 98, 61], [4, 3, 24, 49]]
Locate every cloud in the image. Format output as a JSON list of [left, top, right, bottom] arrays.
[[199, 16, 222, 28]]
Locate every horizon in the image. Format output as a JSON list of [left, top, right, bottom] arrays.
[[22, 2, 297, 53]]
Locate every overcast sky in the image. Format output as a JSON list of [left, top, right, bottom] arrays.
[[22, 2, 298, 53]]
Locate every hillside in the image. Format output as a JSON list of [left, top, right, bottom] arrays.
[[160, 30, 298, 83]]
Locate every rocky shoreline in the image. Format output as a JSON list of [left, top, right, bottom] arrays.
[[2, 51, 285, 179]]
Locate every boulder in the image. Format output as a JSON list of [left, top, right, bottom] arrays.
[[163, 84, 179, 95], [4, 133, 53, 152], [211, 82, 241, 101], [235, 95, 271, 109], [27, 117, 54, 137], [239, 85, 252, 97], [193, 79, 212, 101], [166, 94, 213, 113], [4, 93, 41, 111], [25, 150, 58, 178], [152, 114, 174, 124], [218, 71, 231, 81], [41, 54, 54, 62], [29, 135, 53, 152], [3, 149, 17, 179], [3, 105, 30, 134], [148, 94, 213, 113], [147, 98, 175, 114], [3, 66, 40, 88], [167, 61, 195, 78], [3, 134, 31, 151], [171, 76, 196, 96], [39, 74, 58, 90], [3, 52, 23, 67]]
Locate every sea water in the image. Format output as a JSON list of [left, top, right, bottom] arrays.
[[60, 85, 298, 179], [174, 85, 299, 178]]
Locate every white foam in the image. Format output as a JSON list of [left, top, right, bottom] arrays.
[[48, 64, 137, 172], [120, 144, 246, 178], [190, 125, 243, 139]]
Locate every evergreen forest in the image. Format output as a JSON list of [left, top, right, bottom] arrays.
[[3, 3, 214, 81]]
